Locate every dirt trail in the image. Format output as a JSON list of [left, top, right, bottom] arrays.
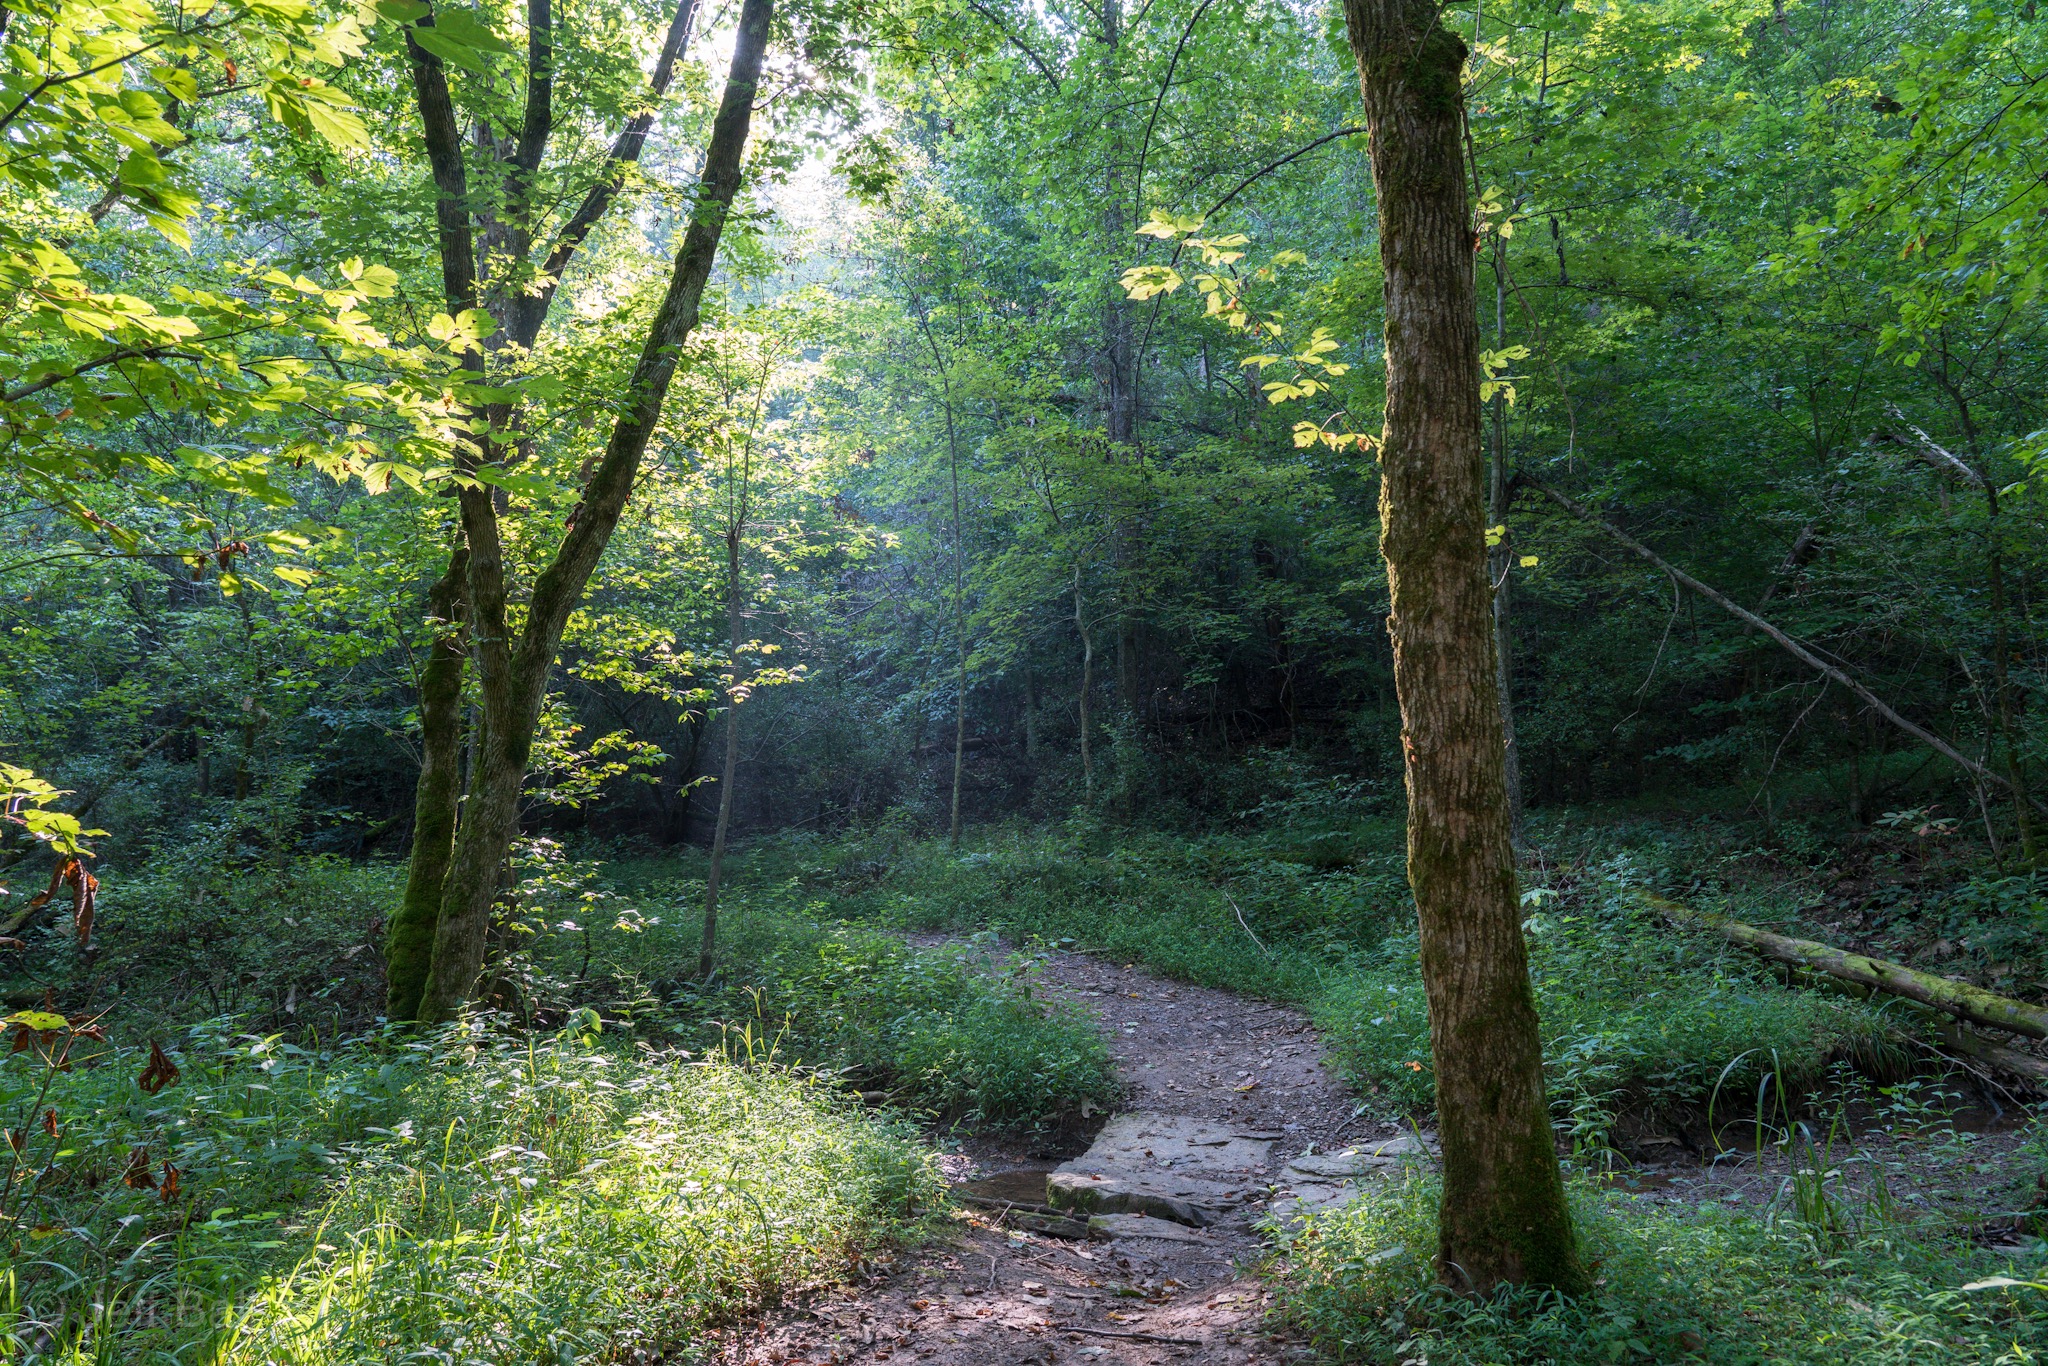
[[709, 947, 1397, 1365]]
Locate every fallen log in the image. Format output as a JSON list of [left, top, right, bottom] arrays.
[[1639, 891, 2048, 1041], [1934, 1023, 2048, 1085]]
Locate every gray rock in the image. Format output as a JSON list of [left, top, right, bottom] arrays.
[[1088, 1213, 1215, 1244], [1282, 1140, 1430, 1183], [1045, 1112, 1272, 1226], [1047, 1165, 1252, 1226], [1269, 1135, 1436, 1227], [1080, 1113, 1275, 1177]]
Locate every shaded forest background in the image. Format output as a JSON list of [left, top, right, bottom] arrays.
[[8, 0, 2041, 883]]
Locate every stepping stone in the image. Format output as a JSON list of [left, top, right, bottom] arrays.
[[1046, 1113, 1274, 1227], [1270, 1134, 1436, 1225], [1088, 1213, 1214, 1244]]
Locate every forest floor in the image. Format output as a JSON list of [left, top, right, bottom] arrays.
[[708, 938, 2044, 1366], [708, 944, 1371, 1365]]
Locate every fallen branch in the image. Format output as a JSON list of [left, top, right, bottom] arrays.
[[1640, 891, 2048, 1040], [1523, 477, 2045, 816], [1222, 889, 1268, 956]]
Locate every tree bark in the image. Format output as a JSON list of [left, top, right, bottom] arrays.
[[1075, 565, 1095, 802], [1343, 0, 1583, 1294], [946, 383, 969, 848], [415, 0, 775, 1021], [1098, 0, 1137, 446], [385, 543, 469, 1019]]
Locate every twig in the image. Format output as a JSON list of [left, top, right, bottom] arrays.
[[1222, 889, 1268, 957], [1051, 1323, 1203, 1345]]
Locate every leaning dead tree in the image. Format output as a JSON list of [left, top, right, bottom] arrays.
[[1523, 476, 2046, 819]]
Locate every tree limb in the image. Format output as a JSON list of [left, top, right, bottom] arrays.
[[1523, 475, 2045, 815], [963, 0, 1061, 93], [1643, 890, 2048, 1041], [514, 0, 700, 346], [1871, 402, 1985, 488]]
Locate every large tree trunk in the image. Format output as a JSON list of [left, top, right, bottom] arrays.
[[415, 0, 775, 1021], [385, 544, 468, 1019], [1343, 0, 1584, 1294]]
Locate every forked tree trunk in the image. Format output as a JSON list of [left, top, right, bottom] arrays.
[[1343, 0, 1583, 1294], [385, 543, 468, 1019], [389, 0, 704, 1018], [414, 0, 775, 1021]]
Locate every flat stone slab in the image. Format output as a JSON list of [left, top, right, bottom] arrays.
[[1046, 1113, 1274, 1226], [1079, 1113, 1276, 1177], [1047, 1164, 1253, 1226], [1280, 1134, 1432, 1182], [1270, 1133, 1436, 1225], [1087, 1212, 1215, 1244]]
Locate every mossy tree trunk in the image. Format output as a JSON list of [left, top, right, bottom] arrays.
[[407, 0, 775, 1021], [1342, 0, 1584, 1295], [386, 543, 468, 1020]]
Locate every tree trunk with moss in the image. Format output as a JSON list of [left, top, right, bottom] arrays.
[[385, 543, 468, 1020], [411, 0, 775, 1021], [1343, 0, 1584, 1295]]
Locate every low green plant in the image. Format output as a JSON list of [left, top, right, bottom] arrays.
[[833, 826, 1904, 1126], [1276, 1172, 2048, 1365], [0, 1013, 938, 1364]]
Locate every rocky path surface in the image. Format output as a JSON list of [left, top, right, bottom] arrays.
[[708, 946, 1416, 1366]]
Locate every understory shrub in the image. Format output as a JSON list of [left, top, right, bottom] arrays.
[[832, 826, 1905, 1125]]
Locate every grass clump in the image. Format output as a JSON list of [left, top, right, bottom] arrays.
[[497, 850, 1121, 1132], [1, 1014, 937, 1364], [1276, 1172, 2048, 1365], [718, 920, 1120, 1129], [1317, 901, 1898, 1121]]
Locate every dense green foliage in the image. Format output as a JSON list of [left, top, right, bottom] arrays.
[[8, 0, 2048, 1356], [1, 1018, 939, 1362]]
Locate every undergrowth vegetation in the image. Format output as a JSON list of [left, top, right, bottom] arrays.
[[1, 1014, 937, 1364], [5, 768, 2041, 1364], [1276, 1170, 2047, 1365], [840, 812, 1910, 1138]]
